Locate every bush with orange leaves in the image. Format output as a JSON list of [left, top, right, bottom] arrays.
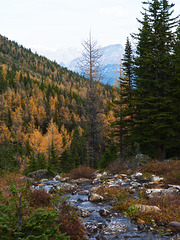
[[28, 188, 52, 208]]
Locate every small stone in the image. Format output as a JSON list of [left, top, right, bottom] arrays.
[[53, 175, 62, 181], [135, 204, 161, 213], [146, 188, 179, 198], [101, 222, 128, 235], [120, 174, 128, 179], [107, 179, 123, 188], [167, 222, 180, 231], [90, 186, 101, 192], [92, 178, 102, 184], [150, 175, 163, 182], [85, 222, 98, 234], [114, 174, 119, 178], [102, 171, 108, 176], [40, 178, 48, 183], [130, 181, 141, 188], [88, 193, 105, 202], [61, 177, 70, 182], [57, 183, 77, 193], [134, 172, 143, 181], [37, 183, 44, 189], [77, 209, 91, 218], [73, 178, 92, 184], [78, 190, 89, 195], [99, 209, 109, 217], [168, 185, 180, 191]]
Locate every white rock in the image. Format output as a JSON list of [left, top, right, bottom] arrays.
[[40, 178, 48, 183], [150, 175, 163, 182], [168, 221, 180, 231], [135, 204, 161, 213], [88, 193, 105, 202], [102, 171, 108, 176], [92, 178, 102, 184], [130, 181, 141, 188], [135, 172, 143, 180], [120, 174, 128, 179], [146, 188, 179, 198], [168, 185, 180, 190], [53, 175, 62, 181], [102, 222, 127, 235]]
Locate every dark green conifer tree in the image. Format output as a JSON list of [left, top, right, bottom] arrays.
[[132, 0, 179, 160], [48, 141, 59, 170], [0, 68, 7, 93], [111, 37, 134, 157], [170, 20, 180, 156]]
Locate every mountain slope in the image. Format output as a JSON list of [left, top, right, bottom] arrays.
[[0, 34, 113, 172]]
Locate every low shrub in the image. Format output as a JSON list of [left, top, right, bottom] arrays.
[[97, 186, 137, 211], [147, 195, 180, 225], [108, 160, 127, 174], [115, 191, 180, 227], [0, 182, 70, 240], [97, 186, 130, 199], [98, 186, 180, 228], [28, 189, 52, 208], [56, 199, 87, 240], [108, 155, 149, 174], [0, 173, 87, 240], [141, 160, 180, 184], [69, 165, 95, 179]]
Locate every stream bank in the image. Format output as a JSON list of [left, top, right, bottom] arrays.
[[32, 170, 180, 240]]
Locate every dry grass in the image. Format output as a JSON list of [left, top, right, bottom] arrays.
[[0, 172, 27, 198], [141, 160, 180, 185], [124, 195, 180, 226], [97, 186, 137, 211], [146, 195, 180, 224], [69, 165, 96, 179], [97, 186, 180, 228]]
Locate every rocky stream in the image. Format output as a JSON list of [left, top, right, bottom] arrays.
[[32, 170, 180, 240]]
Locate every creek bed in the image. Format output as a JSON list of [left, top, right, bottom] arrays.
[[35, 179, 178, 240]]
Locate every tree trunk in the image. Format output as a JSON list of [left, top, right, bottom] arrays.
[[158, 145, 166, 161]]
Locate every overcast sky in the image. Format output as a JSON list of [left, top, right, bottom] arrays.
[[1, 0, 180, 51]]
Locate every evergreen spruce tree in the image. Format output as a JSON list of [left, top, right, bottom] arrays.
[[132, 0, 179, 160], [121, 37, 135, 154], [112, 37, 134, 157], [0, 67, 7, 93], [48, 141, 59, 170], [171, 20, 180, 156]]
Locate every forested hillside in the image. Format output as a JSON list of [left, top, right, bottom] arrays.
[[0, 0, 180, 176], [0, 34, 115, 173]]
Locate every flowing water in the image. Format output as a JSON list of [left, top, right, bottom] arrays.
[[35, 179, 178, 240]]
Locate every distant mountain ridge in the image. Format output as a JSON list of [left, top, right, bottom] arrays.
[[32, 44, 125, 85], [31, 46, 80, 66], [68, 44, 124, 85]]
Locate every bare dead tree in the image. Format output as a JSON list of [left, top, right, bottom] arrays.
[[78, 32, 104, 168]]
